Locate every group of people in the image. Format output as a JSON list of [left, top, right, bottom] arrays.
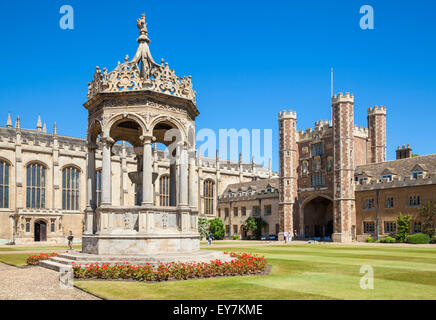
[[283, 230, 297, 243]]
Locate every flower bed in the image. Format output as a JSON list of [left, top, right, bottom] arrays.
[[72, 252, 267, 281], [26, 253, 58, 265]]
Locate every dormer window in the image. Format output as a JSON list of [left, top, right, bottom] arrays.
[[358, 177, 368, 185], [412, 171, 424, 179], [266, 186, 274, 193], [381, 174, 392, 182]]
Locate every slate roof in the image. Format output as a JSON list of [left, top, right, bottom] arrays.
[[355, 154, 436, 179]]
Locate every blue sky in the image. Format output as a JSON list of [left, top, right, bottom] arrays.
[[0, 0, 435, 171]]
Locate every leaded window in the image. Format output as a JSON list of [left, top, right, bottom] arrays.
[[364, 198, 375, 210], [385, 197, 394, 208], [385, 221, 396, 234], [408, 195, 421, 207], [311, 143, 324, 156], [0, 160, 9, 208], [159, 175, 170, 206], [311, 173, 324, 187], [62, 167, 80, 211], [26, 163, 46, 209], [204, 180, 214, 215], [364, 221, 375, 233]]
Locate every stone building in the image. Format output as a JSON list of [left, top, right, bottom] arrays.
[[277, 93, 436, 242], [0, 116, 274, 244], [218, 178, 279, 239]]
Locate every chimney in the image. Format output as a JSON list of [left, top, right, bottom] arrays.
[[396, 144, 412, 160]]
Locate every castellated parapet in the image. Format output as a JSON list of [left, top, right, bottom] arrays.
[[278, 110, 297, 120], [353, 125, 369, 138], [332, 92, 354, 104], [367, 105, 386, 115]]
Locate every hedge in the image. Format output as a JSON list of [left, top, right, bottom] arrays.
[[407, 233, 430, 244]]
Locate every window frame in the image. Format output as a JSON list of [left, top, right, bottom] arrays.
[[62, 166, 80, 211], [26, 163, 46, 209], [204, 180, 215, 215], [363, 221, 375, 233], [0, 160, 10, 209], [159, 175, 170, 207], [384, 221, 397, 234]]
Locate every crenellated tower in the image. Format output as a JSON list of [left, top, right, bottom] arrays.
[[278, 110, 298, 238], [367, 106, 387, 163], [332, 93, 356, 242]]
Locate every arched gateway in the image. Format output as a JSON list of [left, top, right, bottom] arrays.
[[81, 14, 201, 255]]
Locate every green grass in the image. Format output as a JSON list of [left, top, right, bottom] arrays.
[[200, 240, 266, 245], [0, 244, 81, 252], [74, 244, 436, 300], [0, 253, 32, 266]]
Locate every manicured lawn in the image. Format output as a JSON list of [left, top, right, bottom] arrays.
[[0, 253, 31, 266], [74, 244, 436, 300], [200, 240, 266, 245]]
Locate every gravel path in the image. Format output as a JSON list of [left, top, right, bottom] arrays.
[[0, 263, 100, 300]]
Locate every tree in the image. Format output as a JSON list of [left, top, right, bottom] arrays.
[[396, 213, 412, 243], [209, 218, 225, 240], [198, 217, 210, 240], [244, 217, 267, 240], [419, 201, 436, 239]]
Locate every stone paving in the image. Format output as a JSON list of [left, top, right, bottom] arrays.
[[0, 263, 99, 300]]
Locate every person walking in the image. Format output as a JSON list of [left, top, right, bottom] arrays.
[[208, 233, 213, 246], [287, 232, 292, 243], [67, 231, 74, 250], [283, 231, 288, 244]]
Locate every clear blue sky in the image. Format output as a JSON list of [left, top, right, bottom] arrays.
[[0, 0, 435, 171]]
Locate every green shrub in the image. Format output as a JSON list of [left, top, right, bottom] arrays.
[[232, 235, 240, 240], [365, 236, 377, 243], [380, 236, 396, 243], [396, 213, 412, 243], [407, 233, 430, 244], [209, 218, 225, 240]]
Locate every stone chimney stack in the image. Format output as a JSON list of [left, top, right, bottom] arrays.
[[396, 144, 412, 160]]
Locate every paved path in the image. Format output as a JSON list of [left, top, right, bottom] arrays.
[[0, 263, 99, 300]]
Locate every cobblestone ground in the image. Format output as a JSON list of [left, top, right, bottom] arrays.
[[0, 263, 99, 300]]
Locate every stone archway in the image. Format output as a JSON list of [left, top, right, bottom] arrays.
[[34, 220, 47, 242], [302, 196, 333, 240]]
